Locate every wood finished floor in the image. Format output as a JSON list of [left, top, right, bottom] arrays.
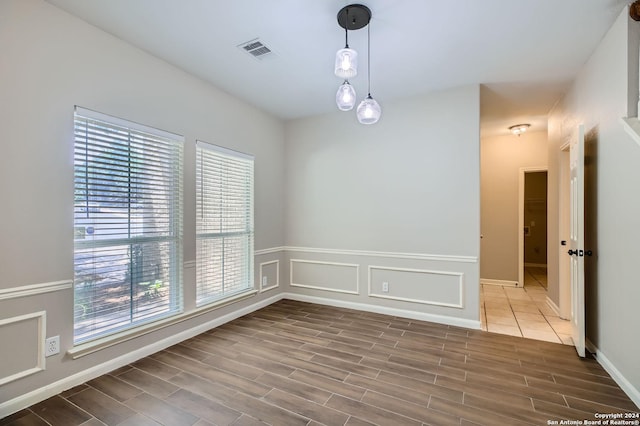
[[3, 299, 638, 426]]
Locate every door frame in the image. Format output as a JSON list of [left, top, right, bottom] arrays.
[[567, 124, 586, 357], [518, 166, 548, 288], [558, 141, 572, 319]]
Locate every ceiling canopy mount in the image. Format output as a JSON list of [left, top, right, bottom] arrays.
[[337, 4, 371, 31]]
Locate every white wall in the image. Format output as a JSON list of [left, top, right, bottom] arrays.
[[548, 7, 640, 404], [480, 131, 548, 283], [284, 85, 481, 325], [0, 0, 285, 408]]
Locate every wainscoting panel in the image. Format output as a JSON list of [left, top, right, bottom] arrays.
[[290, 259, 359, 294], [368, 266, 464, 308], [259, 260, 280, 293], [0, 311, 46, 386]]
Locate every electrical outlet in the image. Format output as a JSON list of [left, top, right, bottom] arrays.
[[45, 336, 60, 357], [382, 282, 389, 293], [262, 276, 268, 287]]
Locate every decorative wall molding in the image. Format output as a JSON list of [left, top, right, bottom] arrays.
[[250, 246, 478, 263], [285, 246, 477, 263], [290, 259, 359, 295], [0, 311, 46, 386], [0, 281, 73, 301], [255, 246, 286, 256], [368, 266, 464, 309], [259, 260, 280, 293], [586, 339, 640, 409], [480, 278, 519, 288]]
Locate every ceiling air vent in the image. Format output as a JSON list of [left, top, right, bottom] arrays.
[[238, 38, 275, 61]]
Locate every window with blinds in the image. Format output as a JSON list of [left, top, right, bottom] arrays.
[[196, 141, 254, 306], [73, 107, 183, 343]]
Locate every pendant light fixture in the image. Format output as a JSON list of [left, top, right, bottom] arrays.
[[356, 23, 381, 124], [334, 5, 369, 79], [334, 18, 357, 79], [336, 80, 356, 111], [333, 4, 380, 124]]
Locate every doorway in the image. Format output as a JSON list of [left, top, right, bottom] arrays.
[[518, 167, 548, 289], [523, 171, 548, 290], [479, 132, 571, 344]]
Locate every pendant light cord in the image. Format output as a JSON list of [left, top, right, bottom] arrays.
[[344, 8, 349, 48], [367, 23, 371, 96]]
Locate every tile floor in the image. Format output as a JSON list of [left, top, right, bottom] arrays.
[[480, 267, 573, 345]]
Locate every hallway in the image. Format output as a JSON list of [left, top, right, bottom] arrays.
[[480, 268, 573, 344]]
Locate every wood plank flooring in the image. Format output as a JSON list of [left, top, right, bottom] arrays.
[[2, 299, 638, 425]]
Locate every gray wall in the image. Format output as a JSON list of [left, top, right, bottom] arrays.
[[1, 0, 482, 410], [480, 131, 548, 283], [4, 0, 638, 414], [548, 7, 640, 402], [0, 0, 285, 407], [284, 86, 481, 324]]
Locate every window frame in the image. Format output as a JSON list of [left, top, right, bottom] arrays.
[[73, 106, 184, 344], [195, 140, 255, 306]]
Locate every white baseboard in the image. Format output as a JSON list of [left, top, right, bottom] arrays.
[[0, 293, 283, 419], [282, 292, 481, 330], [585, 339, 597, 355], [546, 296, 561, 317], [586, 339, 640, 409], [480, 278, 519, 288]]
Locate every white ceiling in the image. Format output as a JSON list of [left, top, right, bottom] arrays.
[[46, 0, 627, 136]]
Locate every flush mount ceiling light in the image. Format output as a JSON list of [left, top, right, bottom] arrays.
[[334, 4, 381, 124], [509, 123, 531, 136]]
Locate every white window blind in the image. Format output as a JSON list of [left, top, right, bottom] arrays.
[[196, 141, 254, 306], [73, 106, 183, 343]]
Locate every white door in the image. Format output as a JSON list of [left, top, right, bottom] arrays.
[[569, 124, 586, 357]]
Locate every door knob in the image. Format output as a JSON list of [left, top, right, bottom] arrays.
[[568, 249, 593, 257]]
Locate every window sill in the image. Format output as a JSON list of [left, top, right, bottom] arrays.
[[67, 289, 258, 359]]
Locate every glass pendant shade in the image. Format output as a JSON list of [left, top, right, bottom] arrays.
[[356, 95, 381, 124], [336, 81, 356, 111], [334, 48, 358, 79]]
